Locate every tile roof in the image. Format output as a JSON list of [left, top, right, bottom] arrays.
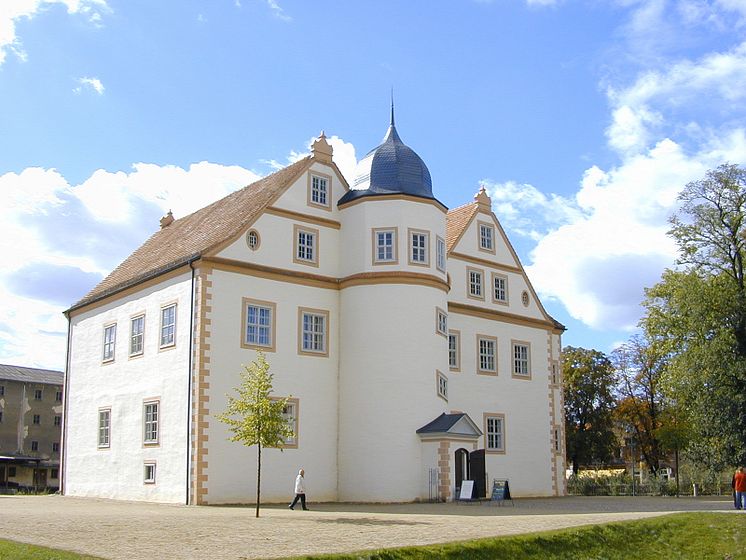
[[71, 156, 313, 311], [445, 201, 478, 252], [0, 364, 64, 385]]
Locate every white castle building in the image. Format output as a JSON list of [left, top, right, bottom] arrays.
[[62, 113, 566, 504]]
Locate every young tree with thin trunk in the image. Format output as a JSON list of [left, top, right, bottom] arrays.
[[216, 352, 293, 518]]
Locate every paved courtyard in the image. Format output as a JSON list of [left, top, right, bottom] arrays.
[[0, 494, 736, 559]]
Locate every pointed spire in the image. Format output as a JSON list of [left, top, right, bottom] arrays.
[[390, 87, 395, 127]]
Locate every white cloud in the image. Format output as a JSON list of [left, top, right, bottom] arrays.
[[483, 180, 580, 241], [0, 0, 109, 65], [73, 76, 104, 95], [275, 134, 358, 184], [499, 36, 746, 332], [0, 161, 261, 369], [265, 0, 291, 21], [525, 0, 559, 5]]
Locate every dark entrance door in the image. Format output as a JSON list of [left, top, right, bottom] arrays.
[[33, 468, 47, 491], [454, 448, 470, 496], [470, 449, 486, 498]]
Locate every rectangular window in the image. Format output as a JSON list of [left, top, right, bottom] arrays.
[[436, 371, 448, 401], [553, 427, 562, 453], [160, 305, 176, 348], [436, 308, 448, 337], [448, 331, 460, 371], [143, 401, 159, 445], [130, 314, 145, 356], [31, 441, 39, 451], [144, 462, 156, 484], [33, 414, 40, 425], [54, 415, 62, 427], [34, 389, 43, 400], [468, 268, 484, 299], [0, 386, 4, 396], [479, 222, 495, 252], [310, 175, 328, 206], [373, 228, 397, 264], [408, 229, 429, 266], [477, 335, 497, 374], [294, 225, 319, 266], [8, 466, 16, 477], [299, 308, 329, 356], [52, 442, 60, 453], [0, 411, 3, 423], [492, 273, 508, 303], [55, 390, 63, 402], [436, 236, 446, 272], [512, 341, 531, 378], [242, 299, 276, 351], [485, 413, 505, 453], [51, 468, 59, 479], [308, 172, 332, 209], [102, 323, 116, 362], [280, 398, 299, 448], [98, 408, 111, 448]]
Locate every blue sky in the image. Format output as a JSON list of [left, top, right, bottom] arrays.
[[1, 0, 746, 370]]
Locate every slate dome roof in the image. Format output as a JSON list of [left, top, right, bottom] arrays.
[[339, 107, 435, 205]]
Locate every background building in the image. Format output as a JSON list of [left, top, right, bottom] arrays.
[[0, 364, 64, 492]]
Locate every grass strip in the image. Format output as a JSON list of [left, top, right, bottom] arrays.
[[0, 540, 104, 560], [289, 512, 746, 560]]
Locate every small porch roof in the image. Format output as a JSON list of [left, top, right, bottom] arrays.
[[416, 413, 482, 439]]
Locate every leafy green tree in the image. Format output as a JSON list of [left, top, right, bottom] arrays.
[[643, 163, 746, 467], [216, 352, 293, 517], [563, 346, 617, 475]]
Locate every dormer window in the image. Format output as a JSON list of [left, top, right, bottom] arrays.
[[308, 172, 331, 210]]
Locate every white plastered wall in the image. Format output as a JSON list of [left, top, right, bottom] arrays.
[[447, 308, 555, 497], [338, 198, 450, 502], [201, 269, 340, 504], [64, 272, 192, 503]]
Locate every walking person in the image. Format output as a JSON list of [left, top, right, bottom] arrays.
[[734, 467, 746, 511], [288, 468, 309, 510]]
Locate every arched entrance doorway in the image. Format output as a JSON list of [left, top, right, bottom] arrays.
[[454, 448, 470, 496]]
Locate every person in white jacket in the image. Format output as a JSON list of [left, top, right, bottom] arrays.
[[288, 468, 308, 510]]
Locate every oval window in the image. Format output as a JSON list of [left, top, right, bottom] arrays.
[[521, 290, 530, 307], [246, 229, 260, 250]]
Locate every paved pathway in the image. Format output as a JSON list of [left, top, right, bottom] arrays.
[[0, 495, 736, 559]]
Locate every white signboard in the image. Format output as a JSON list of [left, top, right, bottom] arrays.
[[459, 480, 474, 500]]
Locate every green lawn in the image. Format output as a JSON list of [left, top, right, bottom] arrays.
[[1, 512, 744, 560], [0, 540, 103, 560], [289, 513, 746, 560]]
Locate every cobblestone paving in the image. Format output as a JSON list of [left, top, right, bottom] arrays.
[[0, 495, 736, 560]]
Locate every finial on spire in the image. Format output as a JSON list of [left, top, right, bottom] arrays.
[[474, 185, 491, 209], [311, 131, 333, 163], [390, 87, 395, 127]]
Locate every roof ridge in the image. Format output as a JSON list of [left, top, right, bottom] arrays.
[[71, 156, 313, 311]]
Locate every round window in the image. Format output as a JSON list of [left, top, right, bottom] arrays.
[[246, 229, 260, 250], [521, 290, 530, 307]]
